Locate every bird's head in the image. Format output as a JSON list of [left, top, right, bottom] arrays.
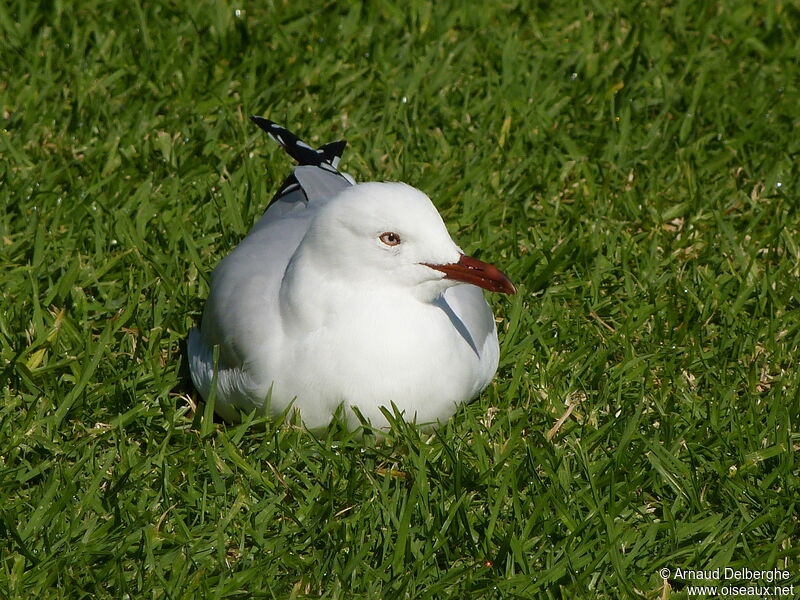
[[303, 182, 515, 301]]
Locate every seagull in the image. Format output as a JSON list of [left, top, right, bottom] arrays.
[[188, 116, 516, 431]]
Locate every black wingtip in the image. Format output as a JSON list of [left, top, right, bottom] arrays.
[[320, 140, 348, 161], [249, 115, 274, 133], [249, 115, 347, 168]]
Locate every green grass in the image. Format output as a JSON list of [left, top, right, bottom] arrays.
[[2, 1, 799, 598]]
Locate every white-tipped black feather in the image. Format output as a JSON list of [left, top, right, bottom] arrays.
[[250, 116, 353, 211]]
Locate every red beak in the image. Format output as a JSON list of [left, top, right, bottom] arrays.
[[424, 254, 516, 294]]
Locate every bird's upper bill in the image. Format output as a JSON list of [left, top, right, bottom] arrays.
[[425, 254, 516, 294]]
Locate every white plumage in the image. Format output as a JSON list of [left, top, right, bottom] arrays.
[[188, 118, 515, 431]]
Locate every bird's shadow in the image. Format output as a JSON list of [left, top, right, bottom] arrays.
[[173, 337, 195, 396], [432, 297, 479, 356]]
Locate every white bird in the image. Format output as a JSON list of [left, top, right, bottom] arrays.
[[188, 117, 515, 431]]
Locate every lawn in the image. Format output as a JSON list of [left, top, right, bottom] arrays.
[[1, 1, 799, 598]]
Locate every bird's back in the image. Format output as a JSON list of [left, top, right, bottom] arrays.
[[188, 119, 353, 419]]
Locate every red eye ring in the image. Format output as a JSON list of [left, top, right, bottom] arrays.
[[379, 232, 401, 246]]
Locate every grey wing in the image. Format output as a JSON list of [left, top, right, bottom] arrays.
[[250, 115, 352, 214], [248, 115, 355, 230], [250, 165, 355, 233]]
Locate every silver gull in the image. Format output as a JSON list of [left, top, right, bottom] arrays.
[[188, 117, 515, 430]]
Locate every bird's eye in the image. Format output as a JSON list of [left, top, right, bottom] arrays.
[[379, 232, 401, 246]]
